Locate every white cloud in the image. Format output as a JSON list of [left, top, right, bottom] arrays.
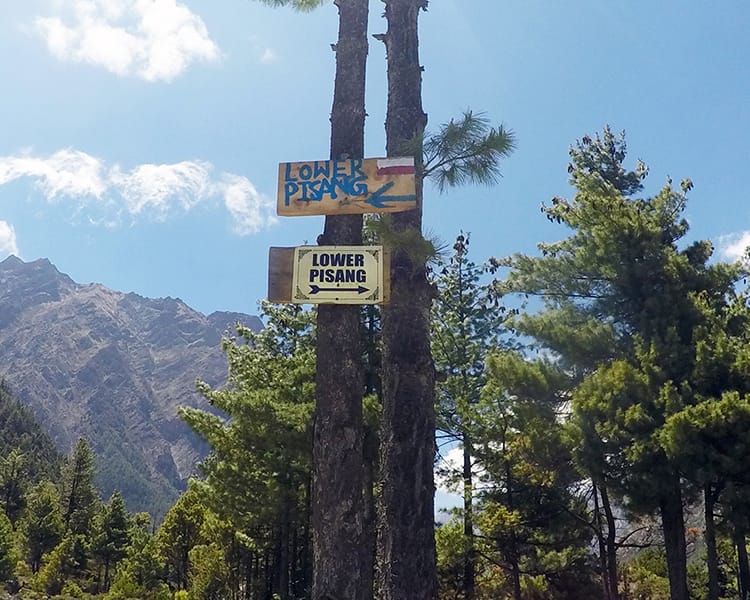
[[34, 0, 220, 82], [0, 221, 20, 259], [0, 149, 107, 199], [259, 47, 277, 64], [217, 174, 277, 235], [435, 445, 489, 495], [0, 149, 274, 235], [110, 161, 212, 215], [718, 231, 750, 263]]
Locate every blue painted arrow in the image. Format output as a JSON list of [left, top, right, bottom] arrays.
[[364, 181, 417, 209], [310, 284, 369, 295]]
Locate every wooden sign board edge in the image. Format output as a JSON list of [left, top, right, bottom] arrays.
[[268, 247, 295, 303], [268, 246, 391, 305], [277, 198, 417, 217]]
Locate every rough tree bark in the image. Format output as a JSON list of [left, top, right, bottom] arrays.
[[659, 473, 689, 600], [592, 484, 611, 600], [734, 525, 750, 600], [590, 481, 619, 600], [705, 485, 720, 600], [600, 483, 619, 600], [312, 0, 370, 598], [377, 2, 437, 598]]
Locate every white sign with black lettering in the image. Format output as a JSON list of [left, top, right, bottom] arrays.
[[292, 245, 385, 304]]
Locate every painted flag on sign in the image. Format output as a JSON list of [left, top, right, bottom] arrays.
[[376, 157, 415, 176]]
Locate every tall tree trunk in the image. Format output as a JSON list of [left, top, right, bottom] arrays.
[[364, 414, 379, 600], [705, 485, 720, 600], [104, 559, 110, 592], [592, 483, 611, 600], [600, 483, 619, 600], [509, 556, 522, 600], [734, 526, 750, 600], [463, 436, 475, 600], [363, 305, 381, 600], [312, 0, 370, 599], [278, 498, 291, 599], [302, 474, 312, 597], [504, 443, 521, 600], [377, 1, 437, 599], [659, 474, 689, 600]]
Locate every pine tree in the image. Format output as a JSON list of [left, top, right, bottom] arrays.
[[20, 480, 64, 574], [0, 509, 15, 582], [233, 1, 371, 595], [498, 127, 745, 600], [181, 303, 315, 598], [432, 232, 506, 599], [62, 438, 99, 537], [312, 0, 372, 595], [36, 533, 76, 596], [375, 4, 514, 595], [156, 486, 206, 592], [112, 512, 165, 599], [92, 490, 131, 591], [0, 447, 27, 526], [475, 351, 596, 599]]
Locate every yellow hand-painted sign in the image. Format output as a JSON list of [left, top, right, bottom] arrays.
[[277, 157, 417, 216]]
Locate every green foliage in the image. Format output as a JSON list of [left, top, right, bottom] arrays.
[[63, 439, 100, 539], [0, 447, 27, 526], [105, 570, 145, 600], [475, 350, 597, 598], [21, 480, 64, 574], [254, 0, 326, 11], [493, 126, 750, 598], [365, 214, 443, 268], [187, 543, 228, 600], [621, 548, 671, 600], [92, 491, 131, 591], [114, 512, 164, 597], [432, 232, 506, 439], [156, 486, 206, 591], [661, 391, 750, 488], [432, 233, 511, 599], [420, 110, 516, 192], [435, 519, 469, 597], [180, 302, 315, 596], [567, 127, 648, 196], [61, 579, 85, 597], [0, 509, 16, 581], [0, 381, 62, 481], [36, 534, 76, 595]]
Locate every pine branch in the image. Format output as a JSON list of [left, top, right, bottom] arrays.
[[420, 110, 515, 193]]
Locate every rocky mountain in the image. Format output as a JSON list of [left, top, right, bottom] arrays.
[[0, 255, 262, 517]]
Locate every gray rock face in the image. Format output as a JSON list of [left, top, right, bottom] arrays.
[[0, 255, 262, 517]]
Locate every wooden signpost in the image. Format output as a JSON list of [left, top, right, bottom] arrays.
[[277, 157, 416, 217], [270, 155, 410, 304], [268, 245, 389, 305]]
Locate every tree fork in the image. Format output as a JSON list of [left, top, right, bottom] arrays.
[[377, 0, 438, 598], [312, 0, 371, 598]]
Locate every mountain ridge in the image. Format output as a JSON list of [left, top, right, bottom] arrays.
[[0, 255, 261, 517]]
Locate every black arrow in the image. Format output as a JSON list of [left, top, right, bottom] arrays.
[[309, 284, 369, 295]]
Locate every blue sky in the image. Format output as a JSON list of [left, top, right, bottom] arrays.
[[1, 0, 749, 318]]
